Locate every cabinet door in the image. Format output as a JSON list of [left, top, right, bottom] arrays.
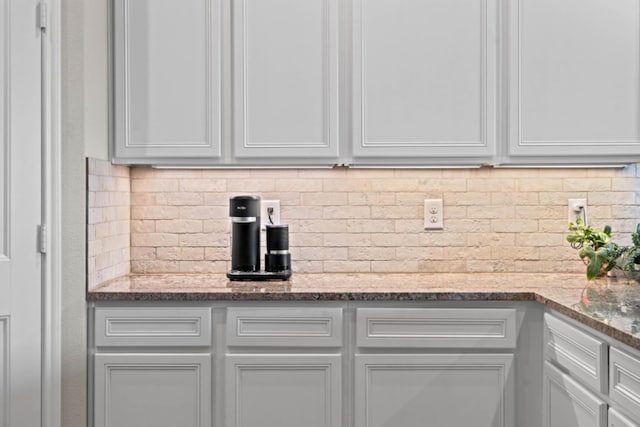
[[351, 0, 496, 165], [113, 0, 221, 163], [609, 408, 640, 427], [507, 0, 640, 163], [354, 354, 514, 427], [544, 362, 607, 427], [94, 353, 212, 427], [225, 354, 341, 427], [232, 0, 339, 164]]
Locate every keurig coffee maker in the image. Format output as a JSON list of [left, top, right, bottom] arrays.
[[227, 195, 292, 281]]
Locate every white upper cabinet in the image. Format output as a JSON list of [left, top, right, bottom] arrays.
[[232, 0, 339, 164], [112, 0, 221, 163], [350, 0, 497, 165], [506, 0, 640, 164], [111, 0, 640, 166]]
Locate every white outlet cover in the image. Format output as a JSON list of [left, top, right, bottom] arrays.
[[424, 199, 443, 230], [261, 200, 281, 230]]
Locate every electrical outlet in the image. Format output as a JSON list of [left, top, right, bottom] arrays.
[[261, 200, 281, 230], [424, 199, 443, 230], [568, 198, 587, 228]]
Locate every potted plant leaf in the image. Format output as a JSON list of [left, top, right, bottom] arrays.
[[566, 219, 626, 280]]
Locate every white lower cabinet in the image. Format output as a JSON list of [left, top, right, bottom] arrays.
[[225, 354, 342, 427], [354, 354, 514, 427], [543, 360, 607, 427], [93, 353, 212, 427], [610, 408, 640, 427]]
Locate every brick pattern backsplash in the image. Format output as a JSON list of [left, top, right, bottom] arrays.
[[127, 165, 640, 275], [87, 159, 130, 290]]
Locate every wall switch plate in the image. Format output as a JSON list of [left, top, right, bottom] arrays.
[[568, 198, 587, 227], [261, 200, 281, 230], [424, 199, 443, 230]]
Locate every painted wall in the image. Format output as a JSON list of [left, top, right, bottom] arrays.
[[61, 0, 108, 425]]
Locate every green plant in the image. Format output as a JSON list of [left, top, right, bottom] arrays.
[[622, 224, 640, 279], [567, 219, 625, 280]]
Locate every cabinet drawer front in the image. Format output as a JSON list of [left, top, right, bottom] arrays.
[[609, 408, 640, 427], [610, 347, 640, 421], [544, 313, 607, 393], [355, 308, 517, 349], [95, 307, 212, 347], [226, 308, 343, 347]]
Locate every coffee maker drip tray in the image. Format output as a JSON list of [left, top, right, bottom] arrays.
[[227, 270, 292, 281]]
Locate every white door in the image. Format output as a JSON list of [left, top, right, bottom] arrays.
[[0, 0, 43, 426]]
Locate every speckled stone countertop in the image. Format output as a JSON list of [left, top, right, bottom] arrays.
[[88, 272, 640, 351]]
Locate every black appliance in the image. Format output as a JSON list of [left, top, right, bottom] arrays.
[[227, 195, 292, 281]]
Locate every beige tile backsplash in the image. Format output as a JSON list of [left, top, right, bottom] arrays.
[[87, 159, 130, 289], [87, 158, 640, 286]]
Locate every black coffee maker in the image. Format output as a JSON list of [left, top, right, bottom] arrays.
[[227, 195, 292, 281]]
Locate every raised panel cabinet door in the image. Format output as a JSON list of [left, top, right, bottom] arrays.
[[113, 0, 221, 162], [351, 0, 497, 165], [354, 354, 514, 427], [507, 0, 640, 163], [609, 408, 640, 427], [225, 354, 341, 427], [232, 0, 339, 164], [543, 362, 607, 427], [94, 353, 212, 427]]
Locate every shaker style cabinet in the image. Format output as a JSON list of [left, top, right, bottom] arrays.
[[231, 0, 340, 164], [92, 306, 213, 427], [354, 354, 514, 427], [505, 0, 640, 164], [94, 353, 212, 427], [225, 354, 342, 427], [543, 361, 607, 427], [111, 0, 222, 163], [111, 0, 640, 166], [353, 308, 516, 427], [350, 0, 497, 165], [224, 307, 343, 427]]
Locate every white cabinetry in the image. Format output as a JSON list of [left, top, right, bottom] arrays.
[[506, 0, 640, 164], [112, 0, 221, 163], [225, 354, 341, 427], [224, 307, 343, 427], [94, 353, 212, 427], [111, 0, 640, 166], [354, 308, 516, 427], [355, 353, 514, 427], [543, 361, 607, 427], [351, 0, 496, 165], [232, 0, 339, 164], [543, 313, 640, 427], [92, 306, 213, 427]]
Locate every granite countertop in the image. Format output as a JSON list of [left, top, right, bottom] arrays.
[[89, 272, 640, 351]]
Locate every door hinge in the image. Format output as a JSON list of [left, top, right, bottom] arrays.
[[38, 224, 47, 254], [38, 2, 48, 31]]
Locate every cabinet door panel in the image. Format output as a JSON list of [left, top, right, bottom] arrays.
[[352, 0, 496, 163], [508, 0, 640, 160], [609, 408, 640, 427], [94, 353, 211, 427], [233, 0, 339, 162], [355, 354, 514, 427], [225, 354, 341, 427], [113, 0, 221, 161], [544, 361, 607, 427]]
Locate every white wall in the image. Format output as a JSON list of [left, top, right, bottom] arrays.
[[61, 0, 109, 424]]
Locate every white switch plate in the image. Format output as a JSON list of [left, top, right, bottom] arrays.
[[568, 198, 587, 227], [261, 200, 281, 230], [424, 199, 443, 230]]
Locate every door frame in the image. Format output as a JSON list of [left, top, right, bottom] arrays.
[[41, 0, 61, 426]]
